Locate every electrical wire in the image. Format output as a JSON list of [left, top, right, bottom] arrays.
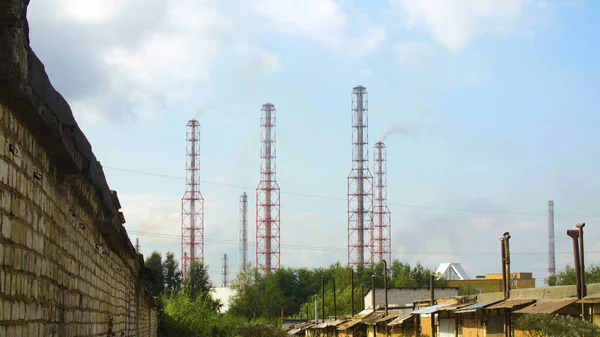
[[128, 230, 600, 256], [105, 166, 600, 218]]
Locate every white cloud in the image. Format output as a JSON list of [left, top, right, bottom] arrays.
[[251, 0, 386, 56], [251, 0, 347, 46], [28, 0, 244, 124], [235, 45, 283, 79], [393, 41, 431, 66], [391, 0, 534, 53]]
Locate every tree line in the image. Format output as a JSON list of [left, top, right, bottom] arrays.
[[144, 252, 446, 335], [229, 260, 448, 322], [145, 250, 600, 336]]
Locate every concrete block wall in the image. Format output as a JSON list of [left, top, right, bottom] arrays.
[[0, 104, 157, 336], [0, 1, 159, 336]]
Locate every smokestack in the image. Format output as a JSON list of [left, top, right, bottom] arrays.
[[240, 192, 248, 272], [548, 201, 555, 277], [348, 85, 374, 266], [567, 229, 582, 299], [222, 253, 229, 287]]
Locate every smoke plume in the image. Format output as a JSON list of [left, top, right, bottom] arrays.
[[193, 108, 212, 120], [379, 125, 414, 142]]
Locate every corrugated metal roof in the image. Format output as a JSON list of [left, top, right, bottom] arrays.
[[355, 309, 375, 319], [579, 294, 600, 304], [314, 322, 329, 329], [454, 300, 502, 313], [412, 304, 451, 314], [435, 302, 474, 312], [388, 313, 413, 326], [513, 299, 577, 314], [377, 315, 400, 323], [337, 320, 362, 331], [486, 299, 536, 310], [287, 328, 302, 335]]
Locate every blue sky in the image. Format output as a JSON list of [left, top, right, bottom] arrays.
[[26, 0, 600, 285]]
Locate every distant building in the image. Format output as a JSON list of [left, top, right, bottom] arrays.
[[364, 287, 459, 310], [436, 263, 470, 281], [211, 287, 236, 313], [448, 272, 536, 293]]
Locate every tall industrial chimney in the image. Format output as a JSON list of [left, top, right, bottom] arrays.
[[240, 192, 248, 272], [348, 85, 374, 266], [222, 253, 229, 287], [256, 103, 281, 274], [372, 141, 391, 264], [548, 200, 555, 277], [181, 120, 204, 275]]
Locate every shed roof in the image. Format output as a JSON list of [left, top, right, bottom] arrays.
[[455, 301, 502, 313], [337, 320, 362, 331], [578, 294, 600, 304], [486, 299, 536, 310], [355, 309, 375, 319], [287, 328, 303, 335], [412, 304, 451, 314], [436, 302, 475, 312], [388, 313, 413, 326], [513, 299, 577, 314]]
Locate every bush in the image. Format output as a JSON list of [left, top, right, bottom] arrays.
[[516, 314, 600, 337]]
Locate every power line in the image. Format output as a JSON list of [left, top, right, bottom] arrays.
[[105, 166, 599, 218], [129, 230, 600, 256]]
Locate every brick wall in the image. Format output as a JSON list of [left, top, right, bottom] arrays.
[[0, 1, 159, 336]]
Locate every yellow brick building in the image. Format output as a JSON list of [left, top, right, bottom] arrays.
[[448, 273, 536, 293]]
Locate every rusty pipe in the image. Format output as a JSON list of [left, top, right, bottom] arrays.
[[501, 237, 507, 300], [351, 268, 355, 316], [503, 232, 511, 297], [567, 229, 582, 300], [333, 275, 337, 320], [361, 284, 365, 310], [383, 260, 389, 317], [322, 276, 325, 322], [577, 223, 586, 297], [372, 275, 376, 313], [430, 274, 435, 306]]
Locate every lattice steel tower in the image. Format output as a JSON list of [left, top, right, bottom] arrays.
[[240, 192, 248, 271], [222, 253, 229, 287], [181, 120, 204, 275], [373, 142, 391, 264], [548, 200, 555, 277], [256, 103, 281, 274], [348, 86, 374, 266]]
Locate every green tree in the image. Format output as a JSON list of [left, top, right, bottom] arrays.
[[229, 267, 284, 322], [183, 262, 221, 311], [389, 261, 448, 288], [458, 283, 479, 296], [145, 251, 164, 297], [163, 252, 183, 296], [546, 264, 600, 286], [516, 314, 600, 336]]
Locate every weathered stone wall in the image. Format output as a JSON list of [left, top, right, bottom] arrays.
[[0, 1, 159, 336]]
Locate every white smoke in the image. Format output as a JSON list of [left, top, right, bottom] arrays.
[[379, 125, 414, 142], [193, 108, 212, 120]]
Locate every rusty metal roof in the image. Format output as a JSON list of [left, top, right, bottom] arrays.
[[434, 302, 474, 312], [336, 320, 362, 331], [455, 300, 502, 313], [485, 299, 536, 310], [578, 294, 600, 304], [513, 299, 577, 314], [387, 313, 413, 326], [412, 304, 451, 314]]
